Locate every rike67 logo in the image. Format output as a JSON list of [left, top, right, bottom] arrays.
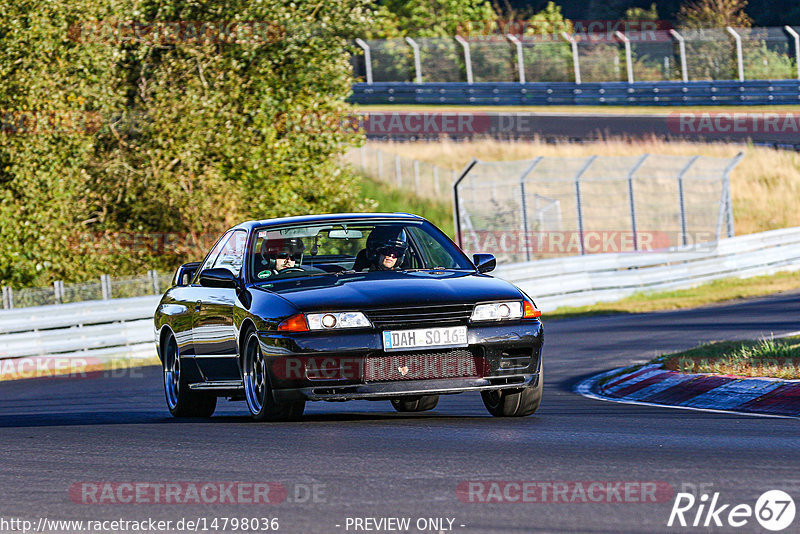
[[668, 490, 795, 531]]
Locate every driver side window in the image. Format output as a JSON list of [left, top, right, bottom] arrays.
[[210, 230, 247, 277], [197, 231, 234, 278]]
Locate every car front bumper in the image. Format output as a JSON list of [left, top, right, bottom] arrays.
[[273, 373, 539, 402], [259, 320, 543, 402]]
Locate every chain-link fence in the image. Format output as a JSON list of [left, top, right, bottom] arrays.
[[344, 145, 456, 199], [2, 270, 172, 309], [454, 153, 742, 264], [352, 27, 800, 83]]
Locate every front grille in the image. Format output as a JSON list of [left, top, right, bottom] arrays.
[[364, 348, 480, 382], [364, 304, 474, 330]]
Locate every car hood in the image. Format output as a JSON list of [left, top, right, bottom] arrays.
[[251, 270, 523, 312]]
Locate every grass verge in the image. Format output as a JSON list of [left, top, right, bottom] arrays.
[[359, 174, 454, 237], [546, 270, 800, 321], [658, 336, 800, 379]]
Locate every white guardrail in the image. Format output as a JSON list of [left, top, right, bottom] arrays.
[[1, 227, 799, 364]]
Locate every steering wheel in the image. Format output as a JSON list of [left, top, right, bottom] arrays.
[[278, 267, 306, 274]]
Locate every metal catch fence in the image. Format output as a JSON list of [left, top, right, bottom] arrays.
[[344, 145, 456, 199], [2, 270, 172, 310], [454, 153, 743, 264], [353, 26, 800, 84]]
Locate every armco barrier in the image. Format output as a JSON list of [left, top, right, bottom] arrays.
[[351, 81, 800, 106], [0, 296, 160, 364], [495, 226, 800, 311], [1, 227, 799, 365]]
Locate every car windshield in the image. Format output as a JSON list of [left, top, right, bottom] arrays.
[[248, 219, 473, 282]]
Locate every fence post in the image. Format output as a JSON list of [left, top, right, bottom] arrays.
[[149, 270, 161, 295], [454, 36, 473, 84], [561, 32, 581, 84], [354, 38, 373, 84], [615, 31, 634, 83], [2, 286, 12, 309], [453, 159, 479, 248], [395, 154, 402, 186], [626, 155, 649, 251], [377, 148, 383, 180], [726, 27, 744, 82], [101, 274, 111, 300], [518, 157, 544, 262], [723, 152, 744, 238], [573, 156, 597, 255], [669, 29, 689, 82], [405, 37, 422, 83], [676, 155, 700, 246], [785, 26, 800, 81], [413, 160, 421, 195], [433, 165, 440, 194], [53, 280, 64, 304], [359, 144, 366, 170], [506, 34, 525, 84]]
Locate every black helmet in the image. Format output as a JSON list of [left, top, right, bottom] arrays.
[[261, 237, 304, 269], [366, 226, 408, 269]]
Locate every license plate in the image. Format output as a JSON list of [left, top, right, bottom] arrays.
[[382, 326, 468, 352]]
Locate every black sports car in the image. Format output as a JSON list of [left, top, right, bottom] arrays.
[[153, 213, 543, 420]]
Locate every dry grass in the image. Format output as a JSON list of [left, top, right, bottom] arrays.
[[374, 138, 800, 236], [659, 336, 800, 379]]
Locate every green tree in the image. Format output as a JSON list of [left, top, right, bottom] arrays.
[[0, 0, 374, 286]]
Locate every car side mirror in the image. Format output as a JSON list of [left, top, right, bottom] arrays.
[[473, 254, 496, 274], [173, 262, 201, 287], [199, 267, 239, 288]]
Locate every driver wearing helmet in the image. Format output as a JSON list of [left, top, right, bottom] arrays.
[[257, 237, 305, 278], [366, 226, 409, 271]]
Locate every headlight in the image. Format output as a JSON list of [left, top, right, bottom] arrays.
[[306, 311, 372, 330], [470, 301, 524, 322]]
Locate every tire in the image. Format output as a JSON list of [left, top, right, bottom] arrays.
[[481, 365, 543, 417], [242, 330, 305, 422], [391, 395, 439, 412], [163, 333, 217, 418]]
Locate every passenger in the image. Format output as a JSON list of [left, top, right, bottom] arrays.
[[366, 226, 409, 271]]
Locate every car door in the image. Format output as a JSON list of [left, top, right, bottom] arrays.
[[192, 230, 247, 380]]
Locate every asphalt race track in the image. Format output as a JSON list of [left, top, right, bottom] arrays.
[[1, 291, 799, 533]]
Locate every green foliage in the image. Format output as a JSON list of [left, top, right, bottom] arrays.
[[519, 3, 575, 82], [678, 0, 753, 29], [623, 3, 659, 21], [379, 0, 495, 37], [525, 1, 573, 36], [0, 0, 373, 286]]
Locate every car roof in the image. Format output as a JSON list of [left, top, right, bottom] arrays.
[[233, 212, 426, 232]]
